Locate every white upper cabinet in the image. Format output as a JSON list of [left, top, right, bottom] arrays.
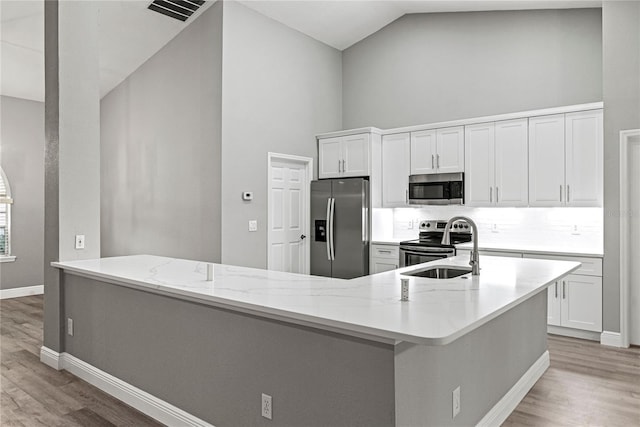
[[318, 133, 371, 179], [410, 127, 463, 175], [529, 114, 566, 206], [565, 110, 603, 207], [318, 137, 342, 178], [436, 127, 465, 174], [494, 119, 528, 206], [382, 133, 410, 207], [464, 123, 495, 206], [465, 119, 527, 207], [529, 110, 602, 207], [410, 130, 437, 174], [342, 134, 371, 177]]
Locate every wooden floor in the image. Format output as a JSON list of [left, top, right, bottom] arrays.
[[1, 296, 161, 427], [1, 296, 639, 426], [503, 334, 640, 426]]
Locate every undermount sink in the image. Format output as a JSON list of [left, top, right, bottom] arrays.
[[402, 266, 472, 279]]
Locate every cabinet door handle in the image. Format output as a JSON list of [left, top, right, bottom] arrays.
[[431, 154, 435, 169], [406, 189, 409, 204], [378, 250, 392, 254], [436, 154, 440, 169], [496, 187, 499, 203], [338, 160, 341, 173], [567, 185, 570, 202], [490, 187, 493, 203], [562, 281, 566, 299], [560, 185, 563, 202], [342, 159, 346, 172], [555, 282, 558, 298]]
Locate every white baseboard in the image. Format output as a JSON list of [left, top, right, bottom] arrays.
[[39, 346, 63, 370], [0, 285, 44, 300], [40, 347, 213, 427], [477, 350, 550, 427], [547, 325, 601, 342], [600, 331, 624, 348]]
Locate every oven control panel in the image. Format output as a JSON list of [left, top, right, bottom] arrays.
[[419, 219, 472, 233]]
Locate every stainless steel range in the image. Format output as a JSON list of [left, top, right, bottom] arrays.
[[399, 219, 473, 267]]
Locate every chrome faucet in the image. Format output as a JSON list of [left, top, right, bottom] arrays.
[[442, 216, 480, 275]]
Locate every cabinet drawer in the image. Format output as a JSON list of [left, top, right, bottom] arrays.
[[371, 244, 399, 260], [524, 254, 602, 277]]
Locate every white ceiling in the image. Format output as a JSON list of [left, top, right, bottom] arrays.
[[0, 0, 601, 103]]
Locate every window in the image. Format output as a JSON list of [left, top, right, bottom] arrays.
[[0, 167, 14, 260]]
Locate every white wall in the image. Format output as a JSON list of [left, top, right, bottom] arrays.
[[220, 1, 342, 268], [343, 8, 602, 129], [100, 2, 223, 262], [0, 96, 44, 289]]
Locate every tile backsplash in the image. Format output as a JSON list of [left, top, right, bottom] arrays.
[[372, 206, 603, 251]]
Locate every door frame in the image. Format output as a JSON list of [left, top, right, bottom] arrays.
[[267, 152, 313, 274], [619, 128, 640, 348]]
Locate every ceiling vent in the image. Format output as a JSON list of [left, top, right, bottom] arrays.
[[148, 0, 205, 22]]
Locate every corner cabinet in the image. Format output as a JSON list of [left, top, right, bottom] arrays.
[[410, 127, 464, 175], [318, 133, 373, 179], [464, 118, 528, 207], [529, 110, 603, 207]]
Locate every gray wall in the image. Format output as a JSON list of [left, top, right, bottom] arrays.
[[343, 8, 603, 129], [63, 273, 395, 426], [0, 96, 44, 290], [602, 1, 640, 333], [100, 1, 223, 262], [220, 1, 342, 268], [396, 292, 547, 426]]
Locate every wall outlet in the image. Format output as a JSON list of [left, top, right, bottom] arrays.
[[491, 223, 499, 233], [67, 318, 74, 336], [452, 386, 461, 418], [75, 234, 85, 249], [571, 224, 580, 235], [407, 220, 413, 229], [249, 220, 258, 232], [261, 393, 272, 420]]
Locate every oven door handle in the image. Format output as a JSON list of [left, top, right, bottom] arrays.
[[400, 247, 456, 254]]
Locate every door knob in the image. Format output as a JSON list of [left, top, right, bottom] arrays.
[[300, 234, 307, 240]]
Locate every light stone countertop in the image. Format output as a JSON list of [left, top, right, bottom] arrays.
[[52, 254, 579, 346], [454, 241, 603, 258]]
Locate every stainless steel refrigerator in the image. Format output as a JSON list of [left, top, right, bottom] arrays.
[[310, 178, 369, 279]]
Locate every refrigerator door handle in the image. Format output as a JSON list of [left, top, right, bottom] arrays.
[[329, 198, 336, 260], [325, 198, 332, 261]]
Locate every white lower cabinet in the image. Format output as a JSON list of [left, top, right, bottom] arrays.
[[370, 243, 399, 274], [456, 249, 603, 333], [525, 254, 603, 333]]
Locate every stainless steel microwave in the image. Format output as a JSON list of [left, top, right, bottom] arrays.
[[408, 172, 464, 205]]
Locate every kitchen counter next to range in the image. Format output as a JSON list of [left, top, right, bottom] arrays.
[[52, 254, 579, 346], [455, 241, 603, 257]]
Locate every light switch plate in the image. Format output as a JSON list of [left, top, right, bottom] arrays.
[[75, 234, 85, 249], [249, 220, 258, 232]]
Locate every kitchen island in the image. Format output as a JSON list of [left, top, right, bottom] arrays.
[[45, 255, 579, 426]]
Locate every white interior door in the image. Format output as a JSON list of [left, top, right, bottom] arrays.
[[268, 154, 311, 274]]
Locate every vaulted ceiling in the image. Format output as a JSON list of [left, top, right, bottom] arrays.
[[0, 0, 601, 103]]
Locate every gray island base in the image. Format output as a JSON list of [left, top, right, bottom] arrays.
[[44, 255, 579, 426]]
